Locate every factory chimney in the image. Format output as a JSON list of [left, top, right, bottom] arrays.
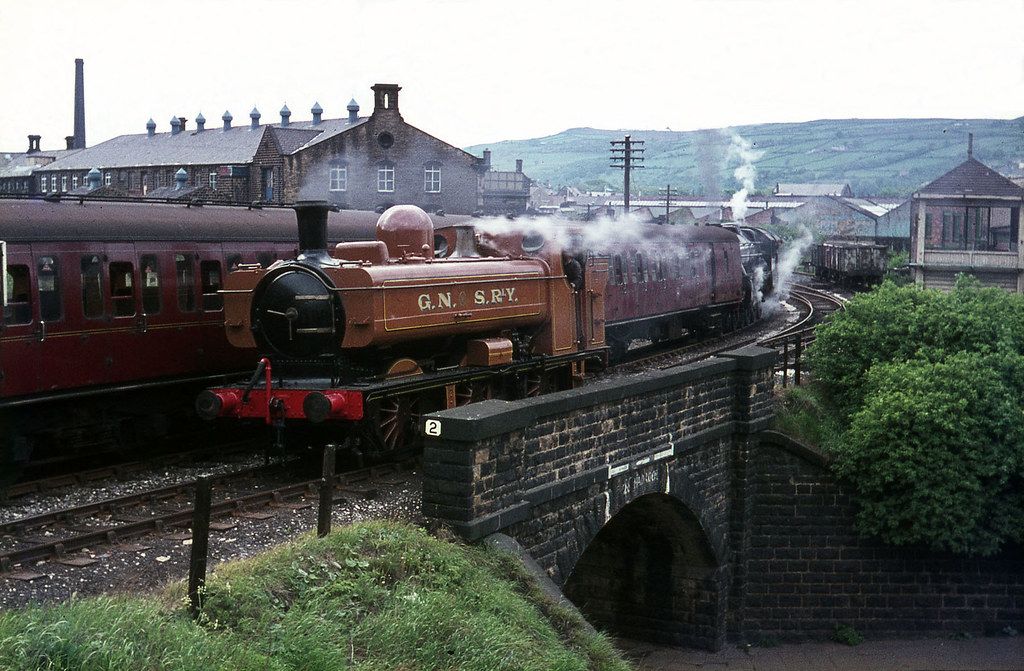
[[968, 133, 974, 159], [73, 58, 86, 149]]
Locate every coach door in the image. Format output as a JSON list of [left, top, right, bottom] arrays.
[[579, 254, 608, 349], [1, 243, 38, 397], [104, 244, 144, 383]]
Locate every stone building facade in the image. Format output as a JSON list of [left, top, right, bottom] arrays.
[[33, 84, 492, 215]]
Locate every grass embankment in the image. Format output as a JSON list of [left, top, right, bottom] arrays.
[[0, 521, 631, 671]]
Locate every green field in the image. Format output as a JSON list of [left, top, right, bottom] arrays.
[[467, 118, 1024, 197]]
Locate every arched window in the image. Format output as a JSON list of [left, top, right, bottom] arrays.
[[377, 162, 395, 193], [423, 162, 441, 193]]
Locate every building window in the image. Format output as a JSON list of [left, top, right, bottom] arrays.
[[424, 163, 441, 193], [61, 175, 67, 192], [329, 166, 348, 192], [377, 163, 395, 192], [72, 175, 79, 190], [209, 172, 217, 190], [104, 172, 112, 186]]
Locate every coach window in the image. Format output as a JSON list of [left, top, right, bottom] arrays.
[[110, 262, 136, 318], [3, 264, 31, 325], [37, 257, 61, 322], [200, 261, 223, 311], [256, 252, 276, 269], [612, 255, 624, 285], [175, 254, 196, 312], [655, 256, 665, 281], [635, 253, 647, 283], [81, 256, 104, 319], [141, 255, 161, 315]]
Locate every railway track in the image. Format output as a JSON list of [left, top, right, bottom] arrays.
[[0, 461, 407, 577]]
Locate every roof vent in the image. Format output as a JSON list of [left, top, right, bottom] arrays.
[[222, 110, 233, 131], [146, 118, 156, 137], [311, 101, 323, 125], [86, 167, 102, 190], [174, 168, 188, 190], [347, 98, 359, 123], [196, 112, 206, 132], [280, 104, 291, 127], [170, 116, 182, 136], [250, 106, 261, 130]]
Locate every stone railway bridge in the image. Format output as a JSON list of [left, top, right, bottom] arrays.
[[421, 347, 1023, 650]]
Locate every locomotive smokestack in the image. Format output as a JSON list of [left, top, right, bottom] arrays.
[[294, 200, 331, 261], [73, 58, 86, 149]]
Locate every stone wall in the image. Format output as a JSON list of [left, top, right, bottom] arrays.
[[740, 431, 1024, 642]]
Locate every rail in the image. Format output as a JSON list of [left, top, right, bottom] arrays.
[[758, 284, 847, 387]]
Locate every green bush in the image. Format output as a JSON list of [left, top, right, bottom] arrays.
[[830, 352, 1024, 555], [807, 276, 1024, 555]]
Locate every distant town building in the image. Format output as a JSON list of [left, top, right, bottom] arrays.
[[774, 195, 910, 249], [774, 182, 853, 197], [479, 153, 532, 215], [0, 136, 82, 194], [911, 136, 1024, 292], [32, 83, 519, 216]]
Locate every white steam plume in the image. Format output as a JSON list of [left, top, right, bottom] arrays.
[[724, 131, 762, 222], [762, 225, 814, 316]]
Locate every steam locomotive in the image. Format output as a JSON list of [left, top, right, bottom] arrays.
[[198, 202, 777, 454], [0, 197, 461, 479]]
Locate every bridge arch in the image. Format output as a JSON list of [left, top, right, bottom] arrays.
[[562, 492, 727, 650]]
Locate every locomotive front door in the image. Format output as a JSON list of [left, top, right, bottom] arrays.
[[579, 255, 608, 349]]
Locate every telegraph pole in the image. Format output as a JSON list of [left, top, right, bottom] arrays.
[[658, 184, 679, 224], [610, 135, 644, 214]]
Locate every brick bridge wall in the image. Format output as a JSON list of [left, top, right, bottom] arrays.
[[421, 346, 1024, 649]]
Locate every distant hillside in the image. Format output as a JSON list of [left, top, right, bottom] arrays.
[[467, 118, 1024, 197]]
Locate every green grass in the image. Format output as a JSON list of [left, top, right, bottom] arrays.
[[771, 382, 841, 448], [0, 522, 632, 671]]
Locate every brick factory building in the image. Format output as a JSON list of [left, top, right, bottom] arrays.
[[911, 136, 1024, 291], [34, 84, 498, 215]]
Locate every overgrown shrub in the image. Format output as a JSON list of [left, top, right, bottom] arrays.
[[830, 351, 1024, 555], [806, 275, 1024, 555]]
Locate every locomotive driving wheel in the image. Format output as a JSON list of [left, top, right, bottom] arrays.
[[363, 394, 421, 455], [522, 369, 558, 397], [455, 380, 493, 406]]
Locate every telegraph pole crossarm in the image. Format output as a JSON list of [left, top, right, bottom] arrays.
[[610, 135, 644, 214]]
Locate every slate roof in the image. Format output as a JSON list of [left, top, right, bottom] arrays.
[[0, 149, 83, 178], [35, 117, 369, 172], [775, 183, 852, 197], [917, 157, 1024, 198]]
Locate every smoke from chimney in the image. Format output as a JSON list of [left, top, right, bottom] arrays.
[[73, 58, 86, 149]]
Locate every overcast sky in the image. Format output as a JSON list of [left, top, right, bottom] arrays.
[[2, 0, 1022, 156]]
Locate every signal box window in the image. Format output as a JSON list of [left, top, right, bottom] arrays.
[[81, 256, 104, 319], [37, 256, 61, 322], [200, 261, 223, 311], [4, 264, 31, 325], [110, 262, 136, 318], [176, 254, 196, 312], [141, 255, 161, 315]]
